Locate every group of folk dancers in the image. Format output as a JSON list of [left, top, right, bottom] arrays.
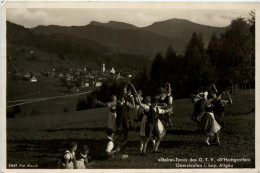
[[191, 84, 233, 146], [58, 83, 233, 168], [96, 83, 233, 155], [96, 82, 174, 155]]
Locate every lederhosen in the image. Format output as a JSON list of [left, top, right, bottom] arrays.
[[213, 100, 225, 127], [145, 106, 160, 138], [116, 102, 123, 131], [191, 99, 206, 125], [121, 101, 130, 140]]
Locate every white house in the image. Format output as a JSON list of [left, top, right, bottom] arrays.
[[96, 81, 102, 87], [81, 82, 90, 87], [110, 67, 115, 74], [30, 76, 37, 82]]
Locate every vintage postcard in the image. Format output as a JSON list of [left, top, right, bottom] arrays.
[[1, 1, 259, 172]]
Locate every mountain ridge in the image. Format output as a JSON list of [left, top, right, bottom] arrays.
[[9, 18, 228, 57]]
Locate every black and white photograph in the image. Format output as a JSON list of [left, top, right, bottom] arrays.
[[1, 1, 259, 171]]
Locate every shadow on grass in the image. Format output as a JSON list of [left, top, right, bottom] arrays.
[[166, 129, 198, 135], [46, 127, 108, 132], [8, 137, 204, 169]]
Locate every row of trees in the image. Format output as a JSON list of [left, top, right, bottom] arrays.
[[76, 13, 255, 104], [146, 14, 255, 98]]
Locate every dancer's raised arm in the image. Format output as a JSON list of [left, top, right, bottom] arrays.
[[95, 95, 117, 107], [218, 91, 233, 105], [129, 83, 146, 108], [226, 91, 233, 104], [95, 100, 109, 107]]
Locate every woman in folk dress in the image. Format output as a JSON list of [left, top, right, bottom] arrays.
[[156, 85, 174, 128], [96, 95, 118, 131], [199, 93, 221, 146], [134, 90, 143, 120], [130, 83, 170, 154]]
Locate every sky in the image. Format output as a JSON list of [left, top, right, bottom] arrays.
[[6, 8, 252, 28]]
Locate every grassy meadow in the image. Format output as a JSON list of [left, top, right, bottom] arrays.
[[7, 79, 95, 117], [6, 90, 255, 169]]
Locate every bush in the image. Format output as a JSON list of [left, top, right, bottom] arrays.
[[76, 93, 96, 111], [7, 105, 21, 118], [96, 80, 127, 102], [7, 110, 14, 118]]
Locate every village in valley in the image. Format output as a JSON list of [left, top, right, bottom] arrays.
[[8, 50, 135, 93]]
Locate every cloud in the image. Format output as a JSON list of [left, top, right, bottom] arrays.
[[7, 8, 251, 28]]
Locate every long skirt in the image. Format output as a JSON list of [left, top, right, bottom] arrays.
[[140, 116, 166, 138], [108, 112, 117, 130], [214, 112, 225, 127], [199, 112, 221, 136], [157, 119, 166, 138]]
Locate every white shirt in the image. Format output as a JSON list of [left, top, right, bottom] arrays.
[[76, 153, 88, 169], [142, 104, 165, 114], [220, 100, 229, 106], [64, 150, 75, 160], [106, 137, 114, 153], [76, 160, 85, 169], [107, 101, 117, 108], [168, 95, 173, 105]]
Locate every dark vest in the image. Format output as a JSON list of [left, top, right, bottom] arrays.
[[192, 99, 206, 116], [213, 100, 224, 115], [110, 106, 116, 113], [122, 102, 130, 119], [158, 95, 169, 104], [205, 105, 214, 113], [147, 106, 159, 124], [116, 102, 123, 118]]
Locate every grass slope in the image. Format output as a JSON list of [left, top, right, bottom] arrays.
[[6, 92, 255, 168]]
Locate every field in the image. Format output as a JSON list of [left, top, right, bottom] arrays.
[[6, 90, 255, 169], [7, 79, 95, 117]]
